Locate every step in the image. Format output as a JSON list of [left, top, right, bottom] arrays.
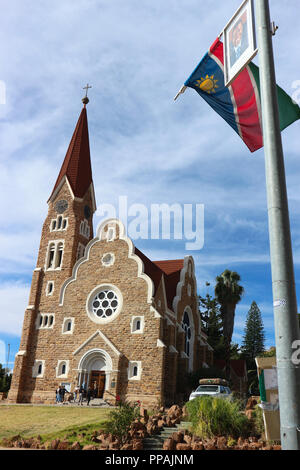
[[142, 422, 192, 450]]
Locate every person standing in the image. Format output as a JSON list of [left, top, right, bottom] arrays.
[[73, 385, 79, 403], [87, 387, 92, 406], [55, 386, 61, 404], [78, 386, 84, 406]]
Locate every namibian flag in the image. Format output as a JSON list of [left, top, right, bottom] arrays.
[[183, 38, 300, 152]]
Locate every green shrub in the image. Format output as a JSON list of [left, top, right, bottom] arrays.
[[251, 403, 265, 438], [104, 401, 140, 444], [185, 396, 251, 439]]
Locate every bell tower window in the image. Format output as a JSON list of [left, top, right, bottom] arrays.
[[46, 241, 64, 271], [56, 243, 63, 268]]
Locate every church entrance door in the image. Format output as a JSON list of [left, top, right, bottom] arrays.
[[89, 370, 106, 398]]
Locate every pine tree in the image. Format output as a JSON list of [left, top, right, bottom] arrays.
[[198, 293, 226, 359], [241, 301, 265, 368]]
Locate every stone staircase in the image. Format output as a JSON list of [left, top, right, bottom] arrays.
[[143, 421, 191, 451], [90, 398, 113, 407]]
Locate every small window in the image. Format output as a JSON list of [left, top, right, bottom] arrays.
[[52, 220, 56, 230], [44, 316, 48, 327], [62, 219, 67, 229], [107, 228, 115, 241], [131, 316, 144, 334], [46, 281, 54, 296], [62, 318, 74, 334], [39, 315, 43, 327], [56, 361, 69, 378], [57, 216, 62, 229], [128, 361, 141, 380], [49, 315, 54, 326], [33, 360, 44, 378]]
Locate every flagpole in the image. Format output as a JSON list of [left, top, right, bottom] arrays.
[[255, 0, 300, 450]]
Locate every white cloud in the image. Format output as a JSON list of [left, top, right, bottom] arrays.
[[0, 283, 29, 336]]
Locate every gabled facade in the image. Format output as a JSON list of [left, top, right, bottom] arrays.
[[8, 103, 212, 407]]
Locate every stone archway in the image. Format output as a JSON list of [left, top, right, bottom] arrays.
[[77, 349, 113, 398]]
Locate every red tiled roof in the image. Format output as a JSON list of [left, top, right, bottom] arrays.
[[134, 249, 184, 309], [134, 247, 164, 293], [49, 106, 92, 200], [153, 259, 184, 275], [154, 260, 184, 309]]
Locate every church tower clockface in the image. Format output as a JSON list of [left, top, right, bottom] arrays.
[[55, 199, 68, 214]]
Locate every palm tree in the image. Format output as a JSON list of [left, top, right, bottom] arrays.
[[215, 269, 244, 380]]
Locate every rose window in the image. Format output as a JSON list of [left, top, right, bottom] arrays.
[[91, 290, 119, 319]]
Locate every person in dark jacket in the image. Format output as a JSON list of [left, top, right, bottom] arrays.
[[87, 388, 92, 406]]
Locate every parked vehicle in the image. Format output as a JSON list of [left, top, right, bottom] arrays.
[[189, 378, 232, 401]]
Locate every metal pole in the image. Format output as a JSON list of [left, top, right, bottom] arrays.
[[255, 0, 300, 450]]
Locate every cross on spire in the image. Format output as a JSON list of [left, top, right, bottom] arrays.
[[82, 83, 92, 106]]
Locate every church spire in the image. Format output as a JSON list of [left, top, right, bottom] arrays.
[[49, 93, 93, 201]]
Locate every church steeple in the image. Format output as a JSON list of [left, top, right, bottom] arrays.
[[49, 104, 93, 202]]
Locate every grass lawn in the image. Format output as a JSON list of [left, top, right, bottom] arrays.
[[0, 405, 111, 444]]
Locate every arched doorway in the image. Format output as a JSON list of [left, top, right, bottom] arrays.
[[78, 349, 112, 398]]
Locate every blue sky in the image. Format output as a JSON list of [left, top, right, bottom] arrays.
[[0, 0, 299, 369]]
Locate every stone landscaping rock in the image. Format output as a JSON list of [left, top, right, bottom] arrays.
[[176, 443, 191, 451], [191, 441, 204, 450], [57, 440, 70, 450], [82, 444, 98, 450], [163, 438, 175, 450], [50, 438, 60, 450], [121, 443, 133, 450], [217, 436, 227, 450], [171, 431, 184, 444], [70, 441, 82, 450]]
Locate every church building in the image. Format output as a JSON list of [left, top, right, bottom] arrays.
[[8, 95, 213, 407]]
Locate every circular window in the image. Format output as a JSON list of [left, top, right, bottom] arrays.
[[101, 253, 115, 267], [87, 285, 122, 324], [92, 290, 118, 318]]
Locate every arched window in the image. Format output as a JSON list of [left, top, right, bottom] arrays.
[[131, 316, 144, 334], [48, 243, 55, 268], [128, 361, 141, 380], [56, 361, 68, 378], [57, 216, 62, 229], [62, 318, 74, 334], [38, 363, 42, 375], [182, 311, 191, 357], [56, 243, 63, 268], [46, 281, 54, 295]]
